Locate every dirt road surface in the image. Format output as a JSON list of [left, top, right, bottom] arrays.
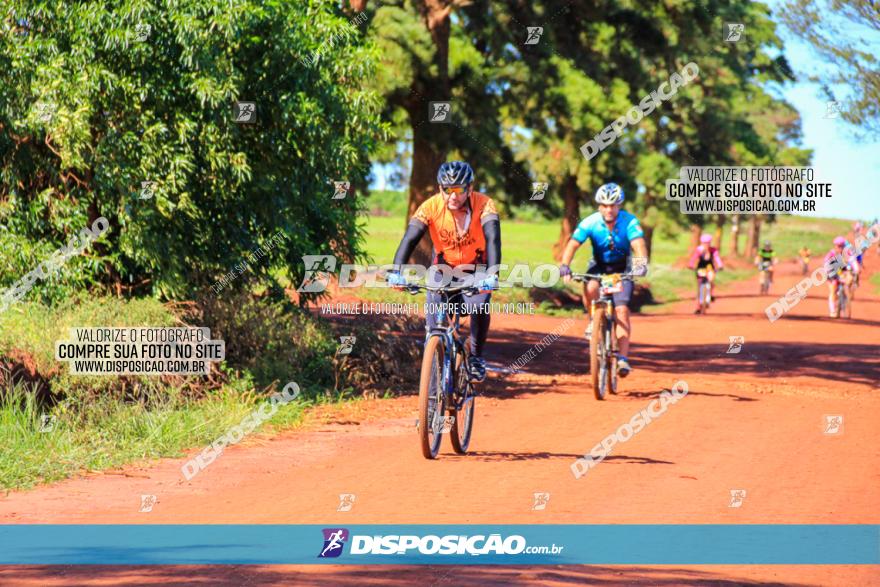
[[2, 251, 878, 586]]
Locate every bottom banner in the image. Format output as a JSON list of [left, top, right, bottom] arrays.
[[0, 525, 877, 565]]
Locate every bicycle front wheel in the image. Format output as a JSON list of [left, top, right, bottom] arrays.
[[418, 335, 446, 459], [590, 310, 608, 400]]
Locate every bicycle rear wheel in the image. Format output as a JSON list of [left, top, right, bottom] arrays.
[[590, 310, 608, 400], [450, 349, 475, 454], [418, 335, 446, 459]]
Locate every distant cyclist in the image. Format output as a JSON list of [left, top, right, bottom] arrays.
[[824, 236, 859, 318], [798, 246, 811, 276], [688, 233, 723, 313], [387, 161, 500, 383], [558, 183, 648, 377], [843, 237, 863, 298], [754, 241, 776, 291]]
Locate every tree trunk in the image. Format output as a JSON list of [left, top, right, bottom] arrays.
[[714, 215, 726, 254], [689, 224, 702, 249], [642, 224, 654, 258], [406, 129, 445, 265], [729, 215, 741, 256], [745, 216, 762, 259], [552, 174, 581, 261], [403, 0, 453, 267]]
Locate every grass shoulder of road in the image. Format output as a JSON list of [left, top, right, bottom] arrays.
[[0, 297, 353, 491], [360, 205, 852, 314]]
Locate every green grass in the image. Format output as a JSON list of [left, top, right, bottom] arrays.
[[0, 296, 349, 490], [0, 377, 326, 491]]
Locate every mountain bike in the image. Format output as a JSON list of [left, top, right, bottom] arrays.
[[404, 282, 478, 459], [757, 261, 772, 294], [834, 271, 853, 319], [695, 268, 711, 314], [573, 272, 635, 400]]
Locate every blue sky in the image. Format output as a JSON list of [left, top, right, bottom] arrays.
[[768, 1, 880, 221], [371, 7, 879, 222]]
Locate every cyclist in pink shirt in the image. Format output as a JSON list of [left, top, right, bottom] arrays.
[[687, 234, 724, 313], [824, 236, 860, 318]]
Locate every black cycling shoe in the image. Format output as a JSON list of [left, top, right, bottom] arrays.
[[468, 355, 487, 383]]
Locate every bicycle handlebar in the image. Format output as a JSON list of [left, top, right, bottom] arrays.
[[400, 282, 480, 296], [571, 272, 637, 283]]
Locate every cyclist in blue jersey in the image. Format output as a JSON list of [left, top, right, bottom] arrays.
[[558, 183, 648, 377]]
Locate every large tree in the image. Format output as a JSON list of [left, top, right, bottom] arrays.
[[0, 0, 385, 302]]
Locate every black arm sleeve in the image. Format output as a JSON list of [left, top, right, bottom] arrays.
[[392, 220, 428, 268], [482, 218, 501, 271]]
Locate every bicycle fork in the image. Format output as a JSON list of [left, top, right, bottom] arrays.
[[590, 300, 617, 356]]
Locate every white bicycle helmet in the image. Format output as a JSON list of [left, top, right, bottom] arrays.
[[595, 182, 624, 205]]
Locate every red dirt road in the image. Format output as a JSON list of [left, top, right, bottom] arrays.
[[2, 253, 879, 586]]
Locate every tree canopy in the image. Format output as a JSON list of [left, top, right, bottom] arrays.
[[1, 0, 385, 301]]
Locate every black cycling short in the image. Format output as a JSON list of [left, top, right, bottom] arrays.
[[585, 260, 634, 307]]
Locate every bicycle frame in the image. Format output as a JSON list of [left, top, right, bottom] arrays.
[[572, 271, 635, 399], [426, 298, 469, 410], [575, 272, 633, 323], [406, 282, 478, 411]]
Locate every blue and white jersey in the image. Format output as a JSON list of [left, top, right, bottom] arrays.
[[571, 210, 644, 266]]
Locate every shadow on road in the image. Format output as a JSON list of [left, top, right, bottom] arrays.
[[461, 450, 584, 461], [0, 564, 814, 586], [484, 334, 879, 389]]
